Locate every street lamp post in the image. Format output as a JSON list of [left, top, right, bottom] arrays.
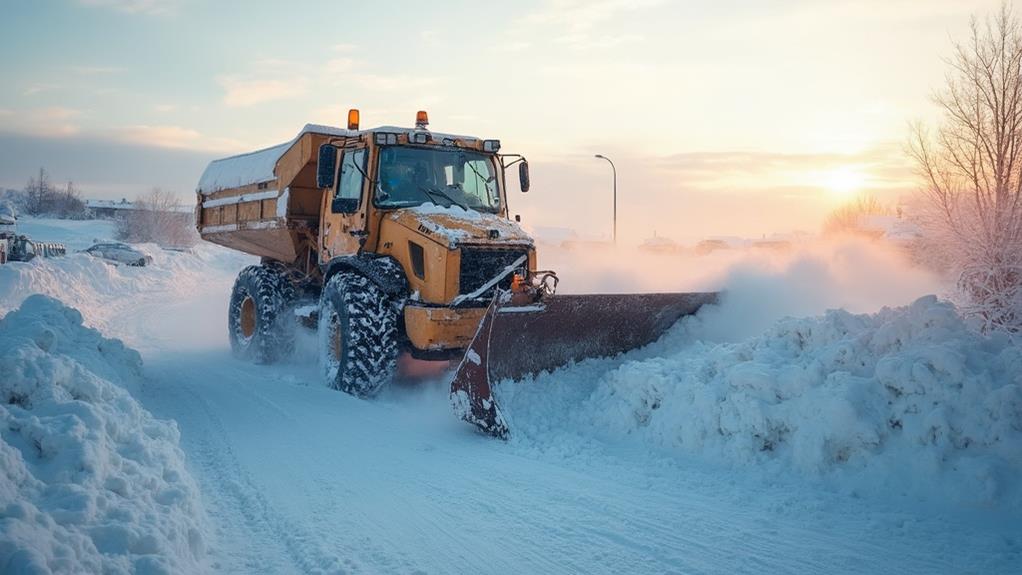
[[594, 154, 617, 244]]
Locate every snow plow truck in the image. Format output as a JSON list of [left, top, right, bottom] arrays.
[[196, 110, 716, 438]]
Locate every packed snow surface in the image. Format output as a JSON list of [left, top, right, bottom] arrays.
[[0, 295, 207, 574], [1, 219, 1018, 573]]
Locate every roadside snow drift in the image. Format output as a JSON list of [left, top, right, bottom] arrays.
[[0, 243, 252, 327], [501, 296, 1022, 508], [0, 295, 206, 574]]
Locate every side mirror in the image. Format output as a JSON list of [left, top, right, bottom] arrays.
[[317, 144, 338, 189], [519, 161, 530, 193], [331, 197, 359, 214]]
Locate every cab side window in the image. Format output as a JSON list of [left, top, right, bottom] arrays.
[[333, 148, 366, 213]]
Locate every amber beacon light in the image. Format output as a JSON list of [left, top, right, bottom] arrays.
[[415, 110, 429, 129], [347, 108, 360, 131]]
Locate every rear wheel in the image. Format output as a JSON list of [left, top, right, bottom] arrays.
[[228, 264, 296, 363], [318, 272, 399, 396]]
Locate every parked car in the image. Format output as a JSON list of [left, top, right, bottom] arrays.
[[83, 242, 152, 266]]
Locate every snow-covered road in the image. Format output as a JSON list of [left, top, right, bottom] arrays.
[[2, 220, 1019, 574], [115, 256, 1016, 574]]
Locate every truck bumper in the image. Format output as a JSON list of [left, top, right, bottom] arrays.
[[404, 304, 487, 351]]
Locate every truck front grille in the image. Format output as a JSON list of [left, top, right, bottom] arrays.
[[458, 246, 529, 299]]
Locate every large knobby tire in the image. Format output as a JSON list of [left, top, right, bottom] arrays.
[[228, 264, 296, 363], [318, 272, 400, 397]]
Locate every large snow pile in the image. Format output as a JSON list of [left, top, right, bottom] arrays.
[[501, 296, 1022, 508], [0, 295, 207, 574], [0, 242, 252, 324]]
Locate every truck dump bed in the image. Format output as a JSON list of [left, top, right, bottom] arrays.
[[196, 124, 352, 262]]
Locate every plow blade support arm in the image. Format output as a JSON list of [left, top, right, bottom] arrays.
[[450, 292, 719, 438]]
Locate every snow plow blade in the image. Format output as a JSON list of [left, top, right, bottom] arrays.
[[450, 292, 719, 439]]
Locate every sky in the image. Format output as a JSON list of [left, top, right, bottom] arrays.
[[0, 0, 1004, 243]]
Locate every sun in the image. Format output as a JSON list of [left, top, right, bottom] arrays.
[[822, 166, 866, 199]]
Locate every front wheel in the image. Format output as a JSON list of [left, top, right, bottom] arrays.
[[318, 272, 400, 397]]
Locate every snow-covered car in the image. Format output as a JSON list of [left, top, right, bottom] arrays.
[[83, 242, 153, 266]]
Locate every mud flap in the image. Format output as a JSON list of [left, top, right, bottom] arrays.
[[450, 291, 719, 439]]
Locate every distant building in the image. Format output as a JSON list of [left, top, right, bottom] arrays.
[[530, 226, 579, 247], [86, 198, 136, 218], [639, 234, 681, 254], [695, 236, 750, 255], [86, 198, 193, 220]]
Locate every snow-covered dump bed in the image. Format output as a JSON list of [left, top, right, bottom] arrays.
[[0, 295, 208, 573], [196, 124, 356, 261], [196, 124, 353, 196]]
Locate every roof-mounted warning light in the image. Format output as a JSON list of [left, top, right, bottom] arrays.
[[347, 109, 360, 131], [415, 110, 429, 130]]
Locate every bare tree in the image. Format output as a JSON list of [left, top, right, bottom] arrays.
[[23, 167, 51, 215], [909, 2, 1022, 333], [22, 168, 87, 218], [822, 194, 894, 237], [115, 188, 197, 247]]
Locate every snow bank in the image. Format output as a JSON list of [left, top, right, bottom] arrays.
[[0, 295, 207, 574], [0, 242, 252, 327], [500, 296, 1022, 508]]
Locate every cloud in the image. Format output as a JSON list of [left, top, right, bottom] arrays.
[[0, 131, 214, 198], [653, 145, 915, 190], [219, 78, 307, 107], [69, 65, 125, 75], [218, 55, 435, 110], [498, 41, 533, 52], [348, 73, 437, 92], [6, 107, 83, 137], [0, 105, 240, 153], [108, 125, 244, 152], [78, 0, 181, 15], [518, 0, 664, 49], [217, 59, 310, 107], [23, 83, 60, 96]]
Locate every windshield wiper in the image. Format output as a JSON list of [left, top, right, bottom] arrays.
[[419, 185, 469, 211]]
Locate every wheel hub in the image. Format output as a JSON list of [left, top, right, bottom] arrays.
[[240, 295, 256, 340]]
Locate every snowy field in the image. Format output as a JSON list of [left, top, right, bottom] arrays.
[[1, 218, 1020, 574]]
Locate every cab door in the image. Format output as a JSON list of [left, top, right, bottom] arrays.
[[320, 146, 369, 261]]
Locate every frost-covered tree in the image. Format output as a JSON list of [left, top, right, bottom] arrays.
[[910, 2, 1022, 333], [22, 168, 87, 218], [822, 194, 893, 237], [115, 188, 197, 247], [23, 167, 52, 216]]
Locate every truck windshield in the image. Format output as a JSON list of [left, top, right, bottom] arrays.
[[375, 146, 500, 212]]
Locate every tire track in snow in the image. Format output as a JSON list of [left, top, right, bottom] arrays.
[[143, 360, 359, 575]]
